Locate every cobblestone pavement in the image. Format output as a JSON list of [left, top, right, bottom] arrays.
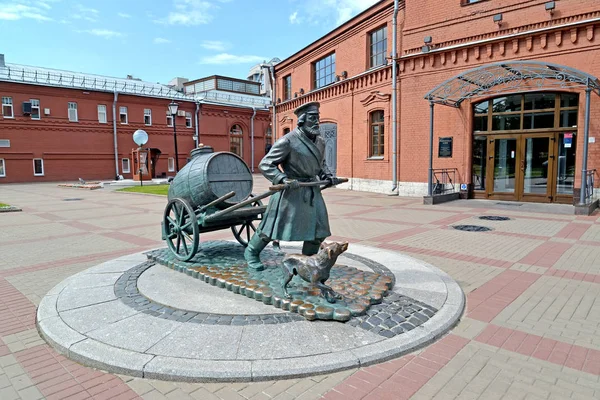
[[1, 179, 599, 399]]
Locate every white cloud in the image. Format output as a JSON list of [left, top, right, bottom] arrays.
[[200, 40, 227, 51], [289, 11, 299, 24], [72, 3, 99, 22], [158, 0, 215, 26], [154, 37, 171, 44], [0, 2, 53, 21], [199, 53, 265, 65], [294, 0, 379, 26], [80, 29, 123, 38], [118, 12, 131, 18]]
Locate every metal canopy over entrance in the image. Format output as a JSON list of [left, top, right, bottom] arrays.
[[423, 61, 600, 204], [425, 61, 600, 108]]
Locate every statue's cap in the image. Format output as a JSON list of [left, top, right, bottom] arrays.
[[293, 101, 320, 117]]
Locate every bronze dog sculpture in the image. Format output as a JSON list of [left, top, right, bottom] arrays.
[[281, 241, 349, 303]]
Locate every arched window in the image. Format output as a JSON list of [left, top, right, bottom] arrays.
[[283, 127, 290, 136], [230, 124, 243, 157], [370, 110, 385, 157]]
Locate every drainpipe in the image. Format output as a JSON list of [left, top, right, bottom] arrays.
[[269, 65, 277, 139], [194, 102, 200, 147], [112, 91, 119, 178], [251, 107, 256, 172], [579, 84, 592, 204], [391, 0, 399, 192]]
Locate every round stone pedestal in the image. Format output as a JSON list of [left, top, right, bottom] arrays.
[[37, 242, 464, 382]]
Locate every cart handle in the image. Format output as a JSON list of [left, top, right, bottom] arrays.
[[204, 190, 275, 223], [198, 191, 236, 213], [269, 178, 348, 191]]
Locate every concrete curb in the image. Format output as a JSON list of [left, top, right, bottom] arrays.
[[37, 244, 465, 382], [0, 206, 22, 212]]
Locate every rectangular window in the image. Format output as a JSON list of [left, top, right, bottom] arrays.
[[120, 106, 128, 124], [313, 53, 336, 89], [185, 112, 192, 128], [2, 97, 14, 118], [98, 105, 107, 123], [144, 108, 152, 125], [167, 115, 173, 127], [168, 157, 175, 172], [283, 75, 292, 100], [122, 158, 130, 173], [68, 102, 78, 122], [33, 158, 44, 176], [0, 158, 5, 177], [369, 26, 387, 68], [30, 99, 40, 119]]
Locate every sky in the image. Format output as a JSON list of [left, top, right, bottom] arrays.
[[0, 0, 381, 84]]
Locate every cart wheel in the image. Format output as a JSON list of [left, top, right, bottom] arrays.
[[231, 194, 263, 247], [164, 198, 199, 261]]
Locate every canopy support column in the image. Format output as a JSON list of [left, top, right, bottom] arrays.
[[428, 102, 435, 196], [579, 85, 592, 204]]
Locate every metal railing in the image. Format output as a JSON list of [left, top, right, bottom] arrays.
[[431, 168, 457, 195], [583, 169, 596, 203]]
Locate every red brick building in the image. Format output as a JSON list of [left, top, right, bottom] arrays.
[[0, 58, 271, 183], [273, 0, 600, 208]]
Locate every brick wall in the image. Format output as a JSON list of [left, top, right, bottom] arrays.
[[0, 83, 270, 183]]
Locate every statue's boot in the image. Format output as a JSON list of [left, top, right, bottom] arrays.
[[244, 234, 269, 271], [302, 238, 324, 256]]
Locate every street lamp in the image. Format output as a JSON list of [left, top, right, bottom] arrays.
[[133, 129, 148, 187], [168, 101, 180, 172]]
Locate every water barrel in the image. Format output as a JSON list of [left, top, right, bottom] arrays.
[[168, 146, 253, 210]]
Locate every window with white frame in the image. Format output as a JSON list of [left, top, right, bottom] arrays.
[[68, 102, 78, 122], [168, 157, 175, 172], [2, 97, 14, 118], [185, 112, 192, 128], [167, 114, 173, 127], [0, 158, 5, 177], [30, 99, 41, 119], [97, 105, 107, 123], [120, 106, 128, 124], [122, 158, 130, 173], [33, 158, 44, 176], [144, 108, 152, 125]]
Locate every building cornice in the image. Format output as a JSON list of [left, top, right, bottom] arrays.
[[403, 13, 600, 57], [276, 65, 392, 113]]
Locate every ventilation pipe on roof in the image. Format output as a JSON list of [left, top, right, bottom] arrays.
[[391, 0, 399, 193], [0, 54, 5, 68], [112, 91, 119, 179]]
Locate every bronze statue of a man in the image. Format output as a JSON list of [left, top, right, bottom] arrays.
[[245, 101, 342, 270]]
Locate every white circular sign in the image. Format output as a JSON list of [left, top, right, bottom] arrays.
[[133, 129, 149, 146]]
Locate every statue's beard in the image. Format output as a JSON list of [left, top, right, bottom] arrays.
[[302, 125, 320, 138]]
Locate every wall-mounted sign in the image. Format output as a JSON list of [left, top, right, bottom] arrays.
[[564, 133, 573, 148], [438, 137, 453, 158]]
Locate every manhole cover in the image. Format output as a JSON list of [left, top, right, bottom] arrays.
[[453, 225, 492, 232], [63, 198, 83, 201], [479, 216, 511, 221]]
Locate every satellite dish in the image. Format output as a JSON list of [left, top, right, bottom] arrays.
[[133, 129, 149, 146]]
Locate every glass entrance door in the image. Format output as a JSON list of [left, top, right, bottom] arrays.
[[521, 135, 555, 202], [491, 137, 518, 200], [486, 134, 557, 202]]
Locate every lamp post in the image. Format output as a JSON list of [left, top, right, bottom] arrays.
[[133, 129, 148, 187], [168, 101, 180, 172]]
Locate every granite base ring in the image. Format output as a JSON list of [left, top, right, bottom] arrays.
[[36, 242, 465, 382]]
